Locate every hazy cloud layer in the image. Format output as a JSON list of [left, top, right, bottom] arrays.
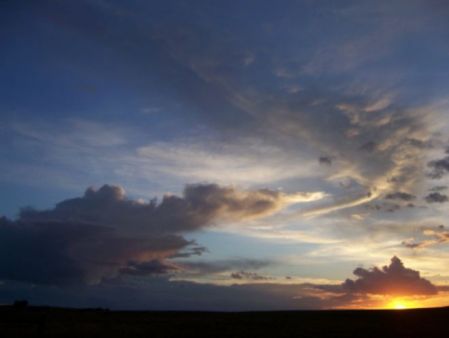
[[0, 255, 444, 310]]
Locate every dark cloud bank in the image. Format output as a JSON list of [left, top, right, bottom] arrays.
[[0, 186, 443, 309], [0, 254, 440, 310], [0, 184, 292, 285]]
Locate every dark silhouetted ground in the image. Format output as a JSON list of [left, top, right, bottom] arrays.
[[1, 305, 449, 337]]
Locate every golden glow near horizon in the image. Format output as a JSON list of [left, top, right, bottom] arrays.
[[384, 297, 426, 310], [389, 299, 408, 310], [343, 292, 449, 310]]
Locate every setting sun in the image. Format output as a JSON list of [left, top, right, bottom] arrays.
[[386, 298, 418, 310], [391, 301, 407, 310]]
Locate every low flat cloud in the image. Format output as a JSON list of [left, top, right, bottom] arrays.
[[1, 184, 315, 285], [429, 186, 448, 192], [177, 259, 271, 276], [230, 271, 272, 281], [402, 225, 449, 249], [119, 260, 179, 276], [425, 192, 448, 203], [385, 192, 416, 202], [0, 254, 443, 311]]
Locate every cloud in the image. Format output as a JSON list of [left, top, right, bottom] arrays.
[[401, 239, 423, 249], [0, 254, 442, 311], [147, 5, 436, 220], [179, 259, 273, 275], [20, 184, 314, 234], [230, 271, 272, 281], [1, 184, 311, 285], [4, 1, 437, 221], [119, 260, 179, 276], [359, 141, 378, 153], [136, 141, 322, 186], [402, 225, 449, 249], [429, 185, 448, 192], [0, 216, 193, 285], [2, 0, 449, 311], [0, 277, 329, 311], [341, 256, 437, 296], [424, 192, 448, 203], [385, 192, 416, 201], [318, 156, 332, 166], [427, 156, 449, 179]]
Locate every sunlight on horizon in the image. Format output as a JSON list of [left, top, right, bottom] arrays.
[[389, 299, 409, 310]]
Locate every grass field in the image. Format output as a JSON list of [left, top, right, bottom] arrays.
[[1, 305, 449, 337]]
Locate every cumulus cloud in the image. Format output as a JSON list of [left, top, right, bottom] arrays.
[[20, 184, 316, 234], [424, 192, 448, 203], [341, 256, 437, 296], [1, 184, 313, 285]]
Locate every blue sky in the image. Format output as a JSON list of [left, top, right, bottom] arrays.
[[2, 0, 449, 310]]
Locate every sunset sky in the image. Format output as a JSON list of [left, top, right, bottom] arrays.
[[2, 0, 449, 310]]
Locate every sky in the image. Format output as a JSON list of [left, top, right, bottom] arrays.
[[1, 0, 449, 310]]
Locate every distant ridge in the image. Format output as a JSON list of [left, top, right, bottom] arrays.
[[1, 305, 449, 337]]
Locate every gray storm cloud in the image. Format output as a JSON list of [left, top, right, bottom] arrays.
[[0, 184, 313, 285]]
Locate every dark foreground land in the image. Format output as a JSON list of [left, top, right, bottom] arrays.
[[1, 305, 449, 338]]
